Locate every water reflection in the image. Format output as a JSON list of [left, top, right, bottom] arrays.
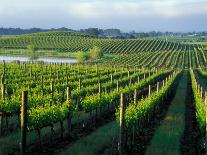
[[0, 55, 77, 63]]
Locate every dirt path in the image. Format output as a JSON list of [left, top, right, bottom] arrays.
[[145, 72, 187, 155]]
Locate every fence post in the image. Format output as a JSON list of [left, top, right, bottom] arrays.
[[20, 91, 28, 155], [119, 93, 126, 155]]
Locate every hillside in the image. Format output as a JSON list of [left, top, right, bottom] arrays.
[[0, 31, 206, 69]]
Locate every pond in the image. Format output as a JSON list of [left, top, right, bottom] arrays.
[[0, 55, 78, 64]]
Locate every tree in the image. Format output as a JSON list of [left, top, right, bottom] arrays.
[[89, 46, 103, 60], [84, 28, 100, 37], [76, 51, 89, 63], [27, 45, 36, 53]]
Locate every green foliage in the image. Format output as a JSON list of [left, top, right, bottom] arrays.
[[190, 69, 205, 135], [89, 46, 103, 60], [116, 71, 180, 128], [27, 44, 36, 53], [81, 70, 171, 113], [76, 51, 89, 63]]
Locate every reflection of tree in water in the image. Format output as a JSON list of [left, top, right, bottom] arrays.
[[27, 45, 39, 60], [29, 54, 39, 60]]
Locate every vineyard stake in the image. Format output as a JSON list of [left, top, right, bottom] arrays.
[[20, 91, 28, 155], [119, 93, 126, 155], [41, 76, 44, 95], [117, 80, 119, 92], [148, 85, 151, 97], [1, 83, 5, 100], [129, 78, 132, 86], [79, 79, 82, 90], [0, 113, 3, 136], [99, 82, 102, 98], [111, 74, 113, 83], [134, 89, 137, 104], [205, 91, 207, 152], [96, 64, 98, 74], [67, 87, 72, 132], [163, 80, 165, 87], [157, 82, 159, 93], [51, 80, 54, 100]]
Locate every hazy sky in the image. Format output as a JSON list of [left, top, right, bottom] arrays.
[[0, 0, 206, 32]]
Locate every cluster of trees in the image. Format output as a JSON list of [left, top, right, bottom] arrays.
[[0, 27, 207, 40], [80, 28, 122, 38], [76, 46, 103, 63], [0, 27, 74, 35]]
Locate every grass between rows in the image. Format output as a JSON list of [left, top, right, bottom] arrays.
[[55, 121, 118, 155], [145, 71, 187, 155]]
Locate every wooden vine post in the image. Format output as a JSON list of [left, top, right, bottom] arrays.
[[41, 76, 44, 95], [157, 82, 159, 93], [20, 91, 28, 155], [0, 75, 5, 135], [1, 82, 5, 100], [117, 80, 119, 92], [99, 82, 102, 98], [51, 80, 54, 100], [111, 74, 113, 84], [99, 82, 102, 113], [78, 79, 82, 109], [129, 78, 132, 86], [119, 93, 126, 155], [148, 85, 151, 97], [96, 64, 98, 75], [134, 89, 137, 104]]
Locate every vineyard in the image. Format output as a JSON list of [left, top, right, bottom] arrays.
[[0, 31, 206, 155], [0, 31, 207, 68]]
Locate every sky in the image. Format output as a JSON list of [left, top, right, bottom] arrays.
[[0, 0, 207, 32]]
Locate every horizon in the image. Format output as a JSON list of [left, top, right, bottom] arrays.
[[0, 27, 207, 33], [0, 0, 207, 32]]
